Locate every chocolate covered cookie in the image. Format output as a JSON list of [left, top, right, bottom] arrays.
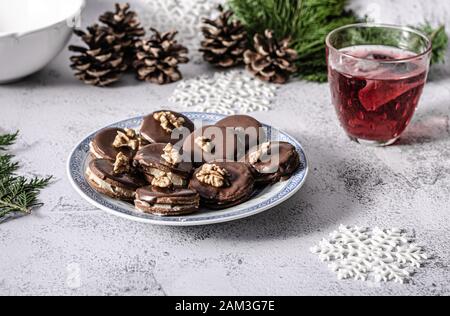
[[135, 186, 200, 216], [134, 143, 193, 188], [189, 162, 255, 210], [215, 115, 266, 155], [140, 110, 195, 145], [240, 141, 300, 184], [90, 128, 139, 161], [86, 158, 147, 201], [182, 125, 240, 166]]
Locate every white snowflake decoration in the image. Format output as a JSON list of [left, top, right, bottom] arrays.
[[169, 70, 278, 115], [311, 225, 429, 284], [140, 0, 224, 63]]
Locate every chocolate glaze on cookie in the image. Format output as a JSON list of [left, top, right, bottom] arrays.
[[140, 111, 195, 145], [215, 115, 266, 155], [86, 159, 147, 200], [241, 141, 300, 184], [134, 143, 193, 187], [134, 143, 193, 177], [189, 162, 255, 210], [182, 126, 240, 166], [90, 128, 134, 161], [135, 186, 200, 216]]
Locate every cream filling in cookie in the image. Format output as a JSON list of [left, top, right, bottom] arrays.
[[135, 200, 198, 212], [86, 167, 135, 199], [89, 142, 104, 160]]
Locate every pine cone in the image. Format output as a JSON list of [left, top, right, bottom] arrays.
[[244, 30, 298, 84], [200, 5, 248, 68], [99, 3, 145, 67], [133, 29, 189, 85], [69, 25, 127, 87]]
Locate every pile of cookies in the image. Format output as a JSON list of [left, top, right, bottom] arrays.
[[86, 110, 301, 216]]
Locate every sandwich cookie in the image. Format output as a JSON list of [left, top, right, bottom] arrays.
[[182, 125, 239, 166], [134, 143, 193, 188], [86, 157, 147, 201], [215, 115, 266, 156], [135, 186, 200, 216], [189, 162, 255, 210], [140, 110, 195, 145], [90, 128, 139, 161], [240, 141, 300, 184]]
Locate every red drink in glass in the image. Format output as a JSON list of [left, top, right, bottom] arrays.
[[329, 46, 428, 143], [326, 24, 432, 146]]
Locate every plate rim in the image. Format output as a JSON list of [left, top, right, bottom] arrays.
[[67, 112, 309, 226]]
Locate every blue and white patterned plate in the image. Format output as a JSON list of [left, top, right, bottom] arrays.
[[67, 112, 309, 226]]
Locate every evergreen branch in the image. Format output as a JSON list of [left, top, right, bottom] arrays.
[[0, 131, 18, 150], [0, 132, 52, 219], [228, 0, 449, 82], [0, 176, 52, 214], [418, 23, 448, 65], [0, 155, 19, 177]]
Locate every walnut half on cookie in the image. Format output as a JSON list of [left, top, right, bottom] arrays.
[[113, 128, 139, 151], [195, 136, 214, 153], [113, 152, 132, 175], [161, 143, 183, 166], [151, 173, 173, 188], [140, 111, 195, 145], [189, 162, 255, 210], [153, 111, 185, 133], [196, 164, 229, 188]]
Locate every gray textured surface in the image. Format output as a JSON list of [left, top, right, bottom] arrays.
[[0, 0, 449, 296]]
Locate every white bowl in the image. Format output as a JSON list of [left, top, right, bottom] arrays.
[[0, 0, 85, 83]]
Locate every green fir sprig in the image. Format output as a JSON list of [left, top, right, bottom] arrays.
[[0, 132, 51, 219], [420, 23, 448, 65], [228, 0, 449, 82], [0, 131, 19, 150]]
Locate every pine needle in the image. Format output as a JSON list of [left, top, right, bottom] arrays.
[[418, 23, 448, 65], [0, 131, 18, 150], [0, 132, 51, 219], [228, 0, 449, 82]]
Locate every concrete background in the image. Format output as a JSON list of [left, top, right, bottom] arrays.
[[0, 0, 449, 296]]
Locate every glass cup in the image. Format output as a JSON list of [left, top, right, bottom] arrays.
[[326, 23, 432, 146]]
